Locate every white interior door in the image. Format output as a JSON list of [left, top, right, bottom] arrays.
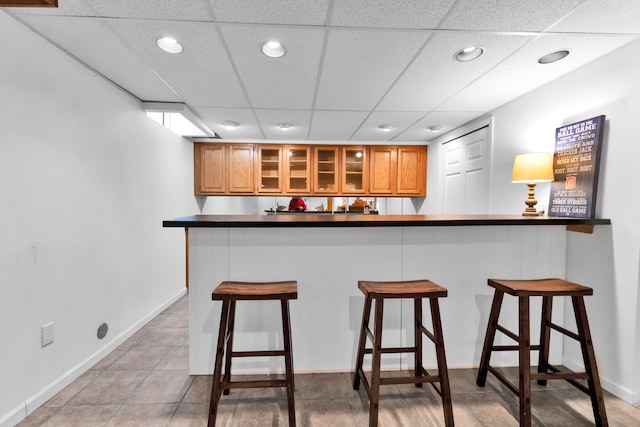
[[443, 126, 490, 214]]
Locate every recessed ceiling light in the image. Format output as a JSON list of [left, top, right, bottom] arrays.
[[261, 41, 286, 58], [378, 124, 394, 132], [454, 46, 484, 62], [427, 125, 443, 132], [156, 36, 183, 54], [538, 49, 570, 64], [277, 122, 292, 130], [222, 121, 239, 129]]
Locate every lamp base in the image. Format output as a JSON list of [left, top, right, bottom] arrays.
[[522, 210, 543, 217]]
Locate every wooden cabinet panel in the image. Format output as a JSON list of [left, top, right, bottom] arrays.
[[195, 144, 225, 194], [258, 146, 282, 193], [397, 146, 426, 196], [228, 144, 254, 193], [342, 147, 367, 195], [284, 145, 310, 194], [313, 146, 340, 194], [369, 146, 396, 194]]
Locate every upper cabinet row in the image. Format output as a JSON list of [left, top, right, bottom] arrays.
[[194, 143, 427, 197]]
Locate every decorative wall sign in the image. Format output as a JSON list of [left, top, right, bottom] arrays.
[[548, 115, 605, 218]]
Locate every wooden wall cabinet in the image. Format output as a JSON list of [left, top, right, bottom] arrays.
[[195, 143, 426, 197], [284, 145, 311, 194], [257, 146, 282, 193], [313, 146, 340, 194], [194, 143, 255, 195], [342, 147, 367, 195]]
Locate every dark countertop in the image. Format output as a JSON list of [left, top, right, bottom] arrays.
[[163, 214, 610, 229]]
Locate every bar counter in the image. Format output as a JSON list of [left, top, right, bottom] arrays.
[[163, 214, 610, 375]]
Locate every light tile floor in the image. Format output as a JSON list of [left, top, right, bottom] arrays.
[[17, 294, 640, 426]]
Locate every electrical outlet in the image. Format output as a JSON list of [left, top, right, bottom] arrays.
[[42, 322, 54, 347]]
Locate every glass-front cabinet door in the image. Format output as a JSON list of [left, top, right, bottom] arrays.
[[314, 146, 339, 194], [342, 147, 367, 194], [284, 146, 310, 193], [258, 146, 282, 193]]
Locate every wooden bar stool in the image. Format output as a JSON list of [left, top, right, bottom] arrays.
[[476, 278, 608, 427], [353, 279, 454, 427], [208, 280, 297, 427]]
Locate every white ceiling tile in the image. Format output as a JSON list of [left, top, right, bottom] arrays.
[[441, 0, 584, 32], [17, 15, 181, 102], [209, 0, 329, 25], [220, 25, 325, 109], [107, 20, 248, 107], [439, 33, 637, 112], [85, 0, 213, 21], [309, 110, 370, 141], [196, 107, 264, 140], [393, 111, 484, 142], [315, 29, 430, 110], [378, 31, 533, 111], [550, 0, 640, 34], [255, 109, 311, 140], [351, 111, 425, 141], [330, 0, 456, 29]]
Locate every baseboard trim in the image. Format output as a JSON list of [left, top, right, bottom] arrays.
[[563, 356, 638, 405], [1, 288, 187, 427]]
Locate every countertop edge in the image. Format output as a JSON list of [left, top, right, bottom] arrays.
[[162, 214, 611, 228]]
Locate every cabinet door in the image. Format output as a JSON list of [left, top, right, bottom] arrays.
[[284, 146, 311, 194], [369, 146, 396, 194], [342, 147, 367, 195], [397, 146, 427, 196], [258, 146, 282, 193], [313, 146, 340, 194], [228, 144, 255, 193], [194, 143, 225, 194]]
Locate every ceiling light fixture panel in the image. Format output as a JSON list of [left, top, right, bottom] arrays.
[[454, 46, 484, 62], [156, 36, 183, 54], [538, 49, 570, 64], [261, 41, 286, 58]]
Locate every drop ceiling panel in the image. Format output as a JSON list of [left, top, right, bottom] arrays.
[[309, 110, 370, 141], [378, 31, 533, 111], [441, 0, 584, 32], [255, 109, 311, 140], [315, 29, 430, 111], [17, 15, 181, 102], [208, 0, 329, 25], [220, 25, 325, 109], [196, 107, 264, 140], [330, 0, 456, 29], [107, 20, 248, 107], [351, 111, 426, 141], [394, 111, 484, 142], [85, 0, 213, 21], [439, 33, 637, 112], [549, 0, 640, 34]]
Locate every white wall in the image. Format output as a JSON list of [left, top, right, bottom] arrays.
[[430, 39, 640, 403], [0, 11, 198, 426]]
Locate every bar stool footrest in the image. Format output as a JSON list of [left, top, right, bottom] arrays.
[[223, 379, 288, 390]]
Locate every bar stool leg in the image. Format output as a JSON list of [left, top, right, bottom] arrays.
[[537, 296, 553, 386], [518, 296, 532, 427], [572, 296, 609, 426], [353, 296, 373, 390], [208, 301, 230, 427], [281, 299, 296, 426], [414, 298, 423, 387], [369, 298, 384, 427], [477, 290, 504, 386], [222, 301, 236, 395], [430, 298, 455, 427]]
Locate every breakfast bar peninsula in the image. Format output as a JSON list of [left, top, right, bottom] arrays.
[[163, 214, 609, 375]]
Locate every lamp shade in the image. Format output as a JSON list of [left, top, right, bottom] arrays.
[[511, 152, 554, 183]]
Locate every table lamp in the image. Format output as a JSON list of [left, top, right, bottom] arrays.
[[511, 152, 554, 216]]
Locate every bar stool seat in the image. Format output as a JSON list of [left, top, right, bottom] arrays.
[[476, 278, 608, 427], [353, 279, 454, 427], [208, 280, 297, 427]]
